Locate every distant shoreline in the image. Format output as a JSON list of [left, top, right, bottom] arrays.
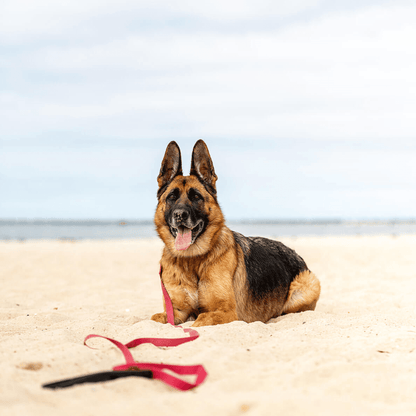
[[1, 218, 415, 225], [1, 219, 416, 240]]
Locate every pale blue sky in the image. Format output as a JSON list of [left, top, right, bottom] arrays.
[[1, 0, 415, 220]]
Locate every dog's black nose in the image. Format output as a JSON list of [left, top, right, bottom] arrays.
[[173, 209, 189, 222]]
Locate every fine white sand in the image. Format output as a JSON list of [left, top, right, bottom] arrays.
[[1, 236, 416, 416]]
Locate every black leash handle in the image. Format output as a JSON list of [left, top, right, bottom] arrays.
[[43, 370, 153, 389]]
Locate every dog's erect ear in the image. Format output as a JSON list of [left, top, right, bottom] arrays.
[[157, 141, 183, 198], [190, 140, 218, 195]]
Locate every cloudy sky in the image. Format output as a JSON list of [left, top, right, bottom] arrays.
[[1, 0, 415, 220]]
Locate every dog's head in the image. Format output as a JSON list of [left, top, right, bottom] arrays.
[[154, 140, 224, 257]]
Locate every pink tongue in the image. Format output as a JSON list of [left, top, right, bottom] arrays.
[[175, 228, 192, 251]]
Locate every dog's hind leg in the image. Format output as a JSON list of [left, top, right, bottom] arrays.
[[282, 270, 321, 314]]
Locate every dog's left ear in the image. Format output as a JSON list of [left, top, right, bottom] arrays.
[[190, 140, 218, 195], [157, 141, 183, 198]]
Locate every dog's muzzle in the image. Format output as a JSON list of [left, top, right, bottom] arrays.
[[170, 208, 204, 251]]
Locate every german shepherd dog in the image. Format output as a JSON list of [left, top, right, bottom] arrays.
[[151, 140, 320, 327]]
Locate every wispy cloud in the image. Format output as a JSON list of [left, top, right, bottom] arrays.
[[0, 0, 324, 41]]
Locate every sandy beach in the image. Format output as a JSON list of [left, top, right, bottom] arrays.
[[1, 235, 415, 416]]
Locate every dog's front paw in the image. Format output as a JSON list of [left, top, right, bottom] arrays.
[[151, 312, 168, 324], [192, 311, 238, 327]]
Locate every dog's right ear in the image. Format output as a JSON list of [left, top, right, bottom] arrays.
[[157, 141, 183, 198]]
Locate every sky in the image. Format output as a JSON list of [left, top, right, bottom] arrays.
[[1, 0, 415, 221]]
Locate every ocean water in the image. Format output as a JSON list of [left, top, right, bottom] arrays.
[[1, 220, 415, 240]]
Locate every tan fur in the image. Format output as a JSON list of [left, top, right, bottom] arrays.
[[282, 270, 321, 314]]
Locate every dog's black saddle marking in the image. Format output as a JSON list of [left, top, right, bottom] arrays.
[[233, 232, 308, 300]]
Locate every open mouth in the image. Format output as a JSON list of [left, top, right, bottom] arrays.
[[171, 221, 204, 251]]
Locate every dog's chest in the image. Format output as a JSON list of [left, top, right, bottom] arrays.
[[163, 259, 203, 311], [183, 287, 199, 309], [176, 269, 201, 310]]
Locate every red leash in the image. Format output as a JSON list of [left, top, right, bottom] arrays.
[[43, 268, 207, 390], [83, 268, 206, 391]]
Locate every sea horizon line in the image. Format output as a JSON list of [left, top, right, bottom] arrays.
[[1, 218, 415, 226]]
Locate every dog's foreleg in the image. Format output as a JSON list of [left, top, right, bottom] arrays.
[[192, 266, 239, 327], [151, 282, 195, 325]]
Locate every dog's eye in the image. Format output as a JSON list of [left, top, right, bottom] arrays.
[[191, 193, 203, 202], [167, 192, 178, 201], [188, 188, 203, 202]]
